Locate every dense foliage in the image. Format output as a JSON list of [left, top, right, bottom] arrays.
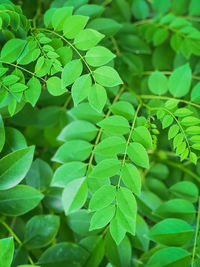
[[0, 0, 200, 266]]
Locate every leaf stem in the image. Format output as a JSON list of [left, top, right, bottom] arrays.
[[34, 28, 96, 82], [117, 104, 141, 188]]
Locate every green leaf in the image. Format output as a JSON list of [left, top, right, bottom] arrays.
[[110, 215, 126, 245], [72, 74, 92, 105], [62, 177, 88, 215], [169, 181, 199, 203], [1, 39, 26, 63], [174, 108, 193, 117], [0, 185, 43, 216], [85, 46, 115, 67], [132, 126, 153, 149], [88, 18, 121, 36], [110, 101, 135, 121], [152, 0, 170, 13], [181, 116, 200, 126], [89, 204, 115, 230], [94, 136, 126, 156], [191, 82, 200, 104], [89, 185, 116, 211], [58, 120, 97, 142], [3, 75, 20, 85], [88, 83, 107, 112], [38, 242, 88, 266], [148, 71, 168, 95], [161, 114, 173, 129], [35, 56, 52, 77], [0, 115, 5, 153], [89, 158, 121, 179], [97, 115, 130, 135], [51, 161, 87, 187], [132, 0, 149, 19], [63, 15, 89, 39], [147, 247, 190, 267], [0, 146, 34, 190], [154, 199, 196, 223], [74, 29, 104, 50], [0, 237, 14, 267], [52, 140, 92, 163], [52, 7, 73, 30], [149, 218, 193, 246], [189, 0, 200, 16], [94, 66, 122, 87], [127, 142, 149, 168], [47, 77, 66, 96], [153, 28, 169, 46], [25, 77, 41, 107], [61, 59, 83, 88], [121, 163, 141, 194], [169, 63, 192, 97], [116, 187, 137, 235], [24, 215, 60, 248]]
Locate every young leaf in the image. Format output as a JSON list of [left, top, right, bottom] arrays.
[[169, 63, 192, 97], [132, 126, 153, 150], [110, 101, 135, 121], [97, 115, 130, 135], [116, 187, 137, 235], [0, 146, 34, 190], [62, 59, 83, 88], [72, 74, 92, 105], [51, 162, 86, 188], [74, 29, 104, 50], [148, 71, 168, 95], [47, 77, 66, 96], [88, 83, 107, 112], [1, 39, 26, 63], [0, 237, 14, 267], [62, 177, 88, 215], [89, 185, 116, 211], [94, 136, 126, 156], [85, 46, 115, 67], [63, 15, 89, 39], [89, 204, 115, 230], [121, 163, 141, 194], [25, 77, 41, 107], [94, 66, 123, 87], [127, 142, 149, 168]]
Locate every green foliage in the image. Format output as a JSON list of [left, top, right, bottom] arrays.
[[0, 0, 200, 266]]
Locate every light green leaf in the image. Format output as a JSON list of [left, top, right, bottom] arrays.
[[0, 146, 34, 190], [89, 158, 121, 179], [94, 66, 122, 87], [127, 142, 149, 168], [89, 185, 116, 211], [110, 101, 135, 121], [24, 215, 60, 248], [0, 115, 5, 153], [97, 115, 130, 135], [62, 177, 88, 215], [132, 126, 153, 149], [52, 7, 73, 30], [52, 140, 92, 163], [63, 15, 89, 39], [74, 29, 104, 50], [58, 120, 97, 141], [62, 59, 83, 88], [148, 71, 168, 95], [121, 163, 141, 194], [116, 187, 137, 235], [0, 237, 14, 267], [47, 77, 66, 96], [72, 74, 92, 105], [25, 77, 41, 107], [110, 215, 126, 245], [169, 63, 192, 97], [0, 185, 43, 216], [147, 247, 190, 267], [1, 39, 26, 63], [51, 162, 87, 187], [168, 124, 179, 140], [85, 46, 115, 67], [94, 136, 126, 156], [89, 204, 115, 230], [132, 0, 149, 19], [88, 84, 107, 112]]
